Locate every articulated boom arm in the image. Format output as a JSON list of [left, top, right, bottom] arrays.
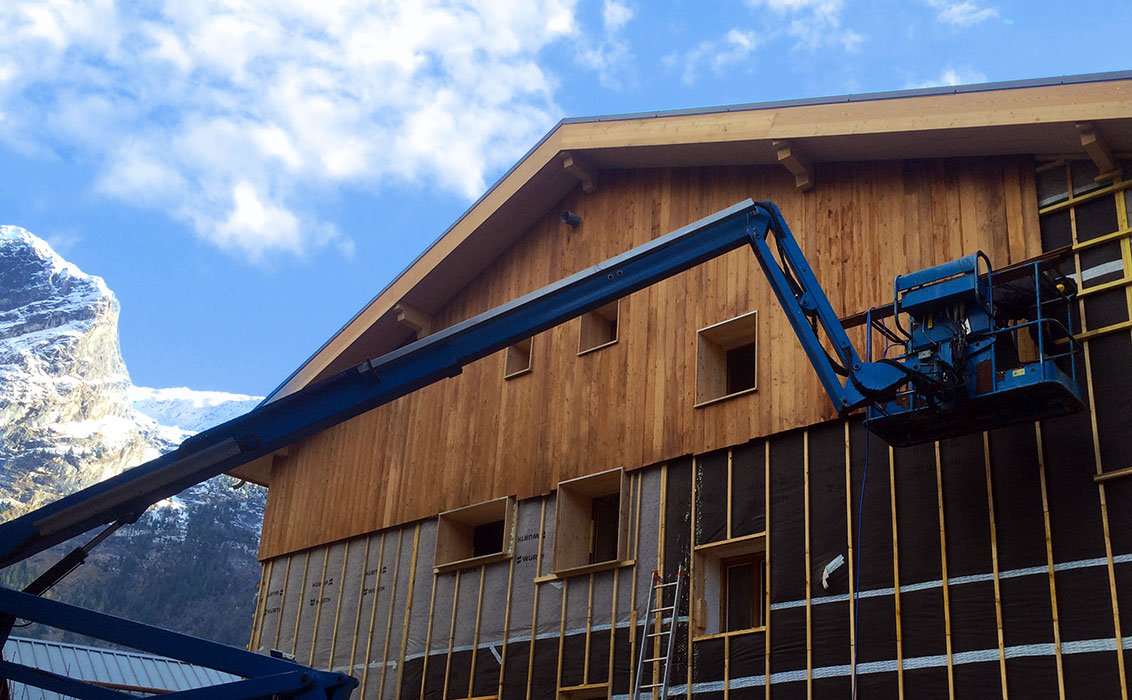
[[0, 199, 875, 571], [0, 199, 884, 700], [746, 202, 907, 410]]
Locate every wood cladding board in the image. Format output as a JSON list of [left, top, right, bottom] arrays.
[[259, 158, 1042, 560]]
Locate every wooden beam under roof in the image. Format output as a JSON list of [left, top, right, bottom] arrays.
[[395, 303, 433, 339], [562, 151, 599, 193], [1077, 122, 1121, 181], [774, 139, 815, 191]]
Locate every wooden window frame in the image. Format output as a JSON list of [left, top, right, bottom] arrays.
[[504, 337, 533, 379], [434, 496, 516, 573], [578, 300, 620, 355], [551, 468, 630, 575], [695, 310, 758, 407], [691, 532, 767, 639]]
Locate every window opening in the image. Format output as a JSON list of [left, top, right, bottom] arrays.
[[505, 338, 533, 378], [696, 310, 758, 405], [472, 520, 505, 558], [692, 534, 766, 637], [552, 469, 628, 574], [590, 493, 621, 564], [722, 552, 765, 632], [435, 497, 515, 572], [578, 301, 619, 354]]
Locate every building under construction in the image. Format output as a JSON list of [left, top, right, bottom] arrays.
[[227, 72, 1132, 699]]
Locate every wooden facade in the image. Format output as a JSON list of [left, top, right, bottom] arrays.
[[247, 74, 1132, 699], [259, 158, 1042, 560]]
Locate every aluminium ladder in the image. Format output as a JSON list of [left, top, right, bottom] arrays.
[[633, 567, 685, 700]]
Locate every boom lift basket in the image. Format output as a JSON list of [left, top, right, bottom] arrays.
[[863, 253, 1084, 446]]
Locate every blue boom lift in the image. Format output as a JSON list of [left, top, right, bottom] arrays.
[[0, 199, 1082, 698]]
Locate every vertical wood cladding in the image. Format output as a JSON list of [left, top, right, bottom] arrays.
[[259, 158, 1042, 560]]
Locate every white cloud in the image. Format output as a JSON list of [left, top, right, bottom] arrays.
[[745, 0, 862, 51], [577, 0, 635, 90], [925, 0, 998, 26], [0, 0, 581, 261], [603, 0, 633, 32], [674, 28, 761, 87], [909, 66, 988, 89]]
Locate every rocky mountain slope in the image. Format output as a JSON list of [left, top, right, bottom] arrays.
[[0, 226, 266, 646]]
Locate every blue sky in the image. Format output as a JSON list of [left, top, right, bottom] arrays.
[[0, 0, 1127, 396]]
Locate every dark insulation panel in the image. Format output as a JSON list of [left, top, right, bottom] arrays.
[[732, 440, 766, 537], [697, 449, 728, 545]]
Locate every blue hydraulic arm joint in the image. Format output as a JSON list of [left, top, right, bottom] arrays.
[[744, 202, 907, 412]]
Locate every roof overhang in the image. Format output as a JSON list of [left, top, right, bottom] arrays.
[[264, 71, 1132, 412]]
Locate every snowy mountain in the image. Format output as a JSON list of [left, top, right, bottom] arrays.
[[0, 225, 267, 646], [0, 225, 262, 513], [131, 386, 262, 435]]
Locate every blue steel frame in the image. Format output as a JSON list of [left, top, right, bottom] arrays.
[[0, 199, 979, 698], [0, 585, 357, 699]]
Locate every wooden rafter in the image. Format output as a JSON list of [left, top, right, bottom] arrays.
[[395, 302, 432, 339], [1077, 122, 1120, 181], [562, 150, 599, 193], [773, 140, 815, 192]]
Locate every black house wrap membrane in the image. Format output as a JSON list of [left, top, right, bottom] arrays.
[[250, 163, 1132, 699]]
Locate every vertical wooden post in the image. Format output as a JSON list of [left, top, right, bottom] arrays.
[[361, 535, 387, 699], [844, 422, 856, 694], [251, 559, 272, 652], [292, 550, 312, 657], [497, 517, 519, 700], [889, 447, 904, 700], [274, 556, 291, 650], [467, 565, 487, 698], [804, 431, 813, 700], [628, 474, 643, 696], [349, 537, 373, 679], [392, 524, 421, 700], [688, 457, 697, 692], [310, 547, 331, 666], [418, 551, 440, 700], [983, 433, 1009, 699], [764, 441, 772, 700], [525, 499, 547, 700], [377, 531, 404, 699], [440, 569, 461, 700], [653, 463, 669, 698], [328, 540, 351, 671], [1035, 423, 1067, 700], [934, 442, 955, 700], [556, 578, 570, 691]]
